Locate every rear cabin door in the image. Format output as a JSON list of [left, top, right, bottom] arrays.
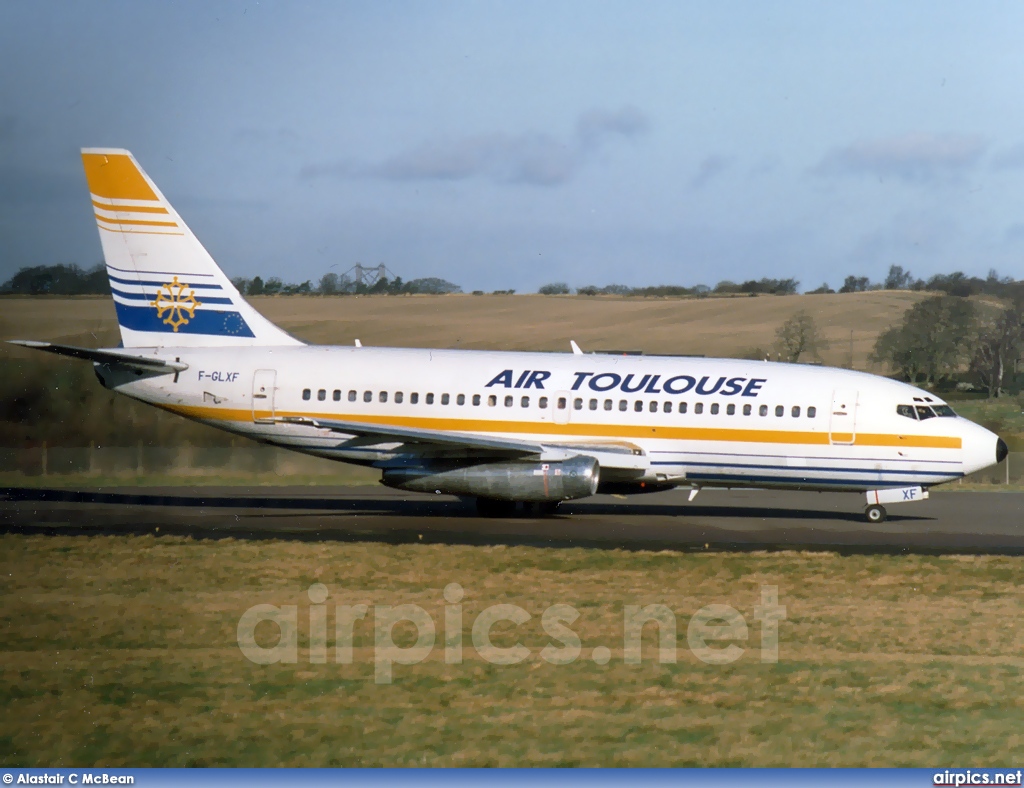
[[829, 389, 858, 445], [252, 369, 277, 423]]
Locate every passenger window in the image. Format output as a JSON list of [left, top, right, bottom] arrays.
[[664, 401, 672, 414], [348, 390, 357, 402], [333, 390, 341, 402], [395, 392, 404, 404], [571, 398, 581, 410], [604, 399, 612, 411], [807, 406, 816, 418], [506, 396, 514, 407], [488, 395, 496, 406], [792, 406, 800, 418], [727, 403, 735, 415], [410, 393, 419, 404], [679, 402, 687, 414], [457, 394, 465, 406], [302, 388, 311, 401], [589, 399, 598, 411], [521, 396, 529, 408], [916, 405, 936, 420], [896, 405, 917, 419], [426, 393, 434, 405], [472, 394, 481, 406], [759, 405, 768, 416], [619, 400, 627, 411], [317, 389, 326, 401], [379, 391, 387, 403], [710, 403, 719, 415], [539, 397, 548, 409], [775, 405, 784, 417], [649, 401, 658, 412], [558, 397, 567, 409], [441, 394, 450, 405], [694, 403, 703, 414], [363, 391, 372, 403], [634, 400, 643, 412], [743, 404, 751, 416]]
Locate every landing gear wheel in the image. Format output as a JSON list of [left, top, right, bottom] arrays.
[[865, 504, 887, 523]]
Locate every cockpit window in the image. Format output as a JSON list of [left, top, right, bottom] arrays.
[[933, 404, 957, 417], [915, 405, 936, 420], [896, 404, 917, 420]]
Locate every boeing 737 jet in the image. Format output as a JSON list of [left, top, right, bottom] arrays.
[[10, 149, 1008, 522]]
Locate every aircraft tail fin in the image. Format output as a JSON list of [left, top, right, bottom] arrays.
[[81, 148, 302, 348]]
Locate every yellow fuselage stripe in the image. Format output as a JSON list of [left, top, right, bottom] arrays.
[[163, 404, 963, 450]]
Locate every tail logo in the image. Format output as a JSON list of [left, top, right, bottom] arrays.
[[150, 276, 202, 332]]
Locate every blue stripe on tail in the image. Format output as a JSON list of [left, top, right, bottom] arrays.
[[113, 301, 255, 337]]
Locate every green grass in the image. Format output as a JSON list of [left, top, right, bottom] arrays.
[[2, 535, 1023, 766]]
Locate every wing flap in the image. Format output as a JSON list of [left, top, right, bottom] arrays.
[[277, 416, 544, 455]]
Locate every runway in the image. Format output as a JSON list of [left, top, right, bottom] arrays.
[[3, 484, 1024, 553]]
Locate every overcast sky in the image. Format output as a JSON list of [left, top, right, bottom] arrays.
[[2, 1, 1024, 292]]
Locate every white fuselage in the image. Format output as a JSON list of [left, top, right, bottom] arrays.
[[100, 344, 1000, 492]]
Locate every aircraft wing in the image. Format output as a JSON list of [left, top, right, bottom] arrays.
[[278, 416, 650, 469], [278, 416, 545, 455], [7, 341, 189, 374]]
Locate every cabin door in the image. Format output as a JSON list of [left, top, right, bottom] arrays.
[[828, 389, 858, 445], [252, 369, 277, 423]]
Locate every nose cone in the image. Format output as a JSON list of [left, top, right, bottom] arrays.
[[960, 421, 1005, 475]]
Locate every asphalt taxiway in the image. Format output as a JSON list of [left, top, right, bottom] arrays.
[[2, 485, 1023, 553]]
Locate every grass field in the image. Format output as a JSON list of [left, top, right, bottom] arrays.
[[2, 533, 1023, 766], [1, 290, 934, 367]]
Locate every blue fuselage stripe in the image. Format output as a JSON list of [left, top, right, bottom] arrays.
[[650, 459, 958, 477]]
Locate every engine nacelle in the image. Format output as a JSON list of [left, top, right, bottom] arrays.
[[382, 455, 600, 501]]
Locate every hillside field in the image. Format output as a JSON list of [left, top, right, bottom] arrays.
[[1, 291, 930, 367]]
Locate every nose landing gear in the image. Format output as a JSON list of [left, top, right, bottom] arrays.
[[865, 504, 887, 523]]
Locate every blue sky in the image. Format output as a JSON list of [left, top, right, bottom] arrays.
[[2, 1, 1024, 292]]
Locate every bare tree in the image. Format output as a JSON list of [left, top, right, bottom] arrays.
[[774, 311, 829, 363], [969, 303, 1024, 398]]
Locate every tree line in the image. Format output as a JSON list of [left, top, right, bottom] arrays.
[[0, 264, 461, 296], [767, 289, 1024, 398]]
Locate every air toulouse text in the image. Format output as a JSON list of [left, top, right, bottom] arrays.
[[485, 370, 768, 397]]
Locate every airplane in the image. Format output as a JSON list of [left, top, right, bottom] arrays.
[[10, 148, 1008, 523]]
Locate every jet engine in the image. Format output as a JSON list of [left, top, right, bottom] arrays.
[[382, 455, 599, 501]]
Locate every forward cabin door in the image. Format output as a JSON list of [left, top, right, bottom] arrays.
[[252, 369, 277, 423], [829, 389, 858, 445]]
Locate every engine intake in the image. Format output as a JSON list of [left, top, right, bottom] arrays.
[[382, 455, 600, 501]]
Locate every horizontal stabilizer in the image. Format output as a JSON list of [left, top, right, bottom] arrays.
[[8, 341, 188, 374]]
